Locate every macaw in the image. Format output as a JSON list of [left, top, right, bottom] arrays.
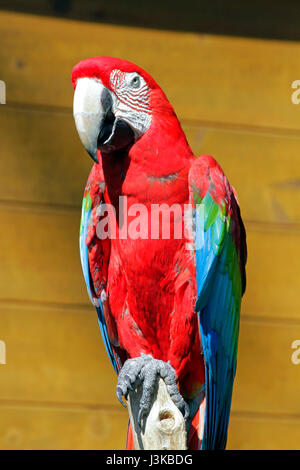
[[72, 57, 247, 450]]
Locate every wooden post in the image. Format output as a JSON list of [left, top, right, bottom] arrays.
[[127, 378, 187, 450]]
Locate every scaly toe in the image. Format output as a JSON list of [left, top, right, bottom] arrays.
[[116, 355, 189, 424], [116, 355, 151, 407]]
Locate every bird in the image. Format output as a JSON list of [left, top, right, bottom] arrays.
[[72, 56, 247, 450]]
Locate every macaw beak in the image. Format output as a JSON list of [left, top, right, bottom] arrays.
[[73, 77, 134, 163]]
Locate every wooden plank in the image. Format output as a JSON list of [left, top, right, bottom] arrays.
[[242, 229, 300, 321], [188, 125, 300, 226], [0, 403, 128, 450], [228, 413, 300, 450], [0, 208, 87, 306], [0, 207, 298, 320], [0, 107, 90, 209], [2, 0, 300, 42], [0, 304, 117, 406], [0, 402, 299, 449], [1, 308, 300, 449], [1, 11, 300, 130], [0, 295, 300, 416], [232, 318, 300, 416], [1, 106, 300, 226]]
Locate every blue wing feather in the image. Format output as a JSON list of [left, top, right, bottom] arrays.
[[79, 187, 119, 374], [193, 187, 245, 449]]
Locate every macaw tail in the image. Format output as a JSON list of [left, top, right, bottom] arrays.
[[126, 421, 135, 450], [187, 405, 204, 450]]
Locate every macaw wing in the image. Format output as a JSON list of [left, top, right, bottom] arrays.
[[189, 155, 247, 450], [79, 165, 121, 374]]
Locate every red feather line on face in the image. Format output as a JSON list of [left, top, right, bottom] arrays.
[[110, 69, 151, 114]]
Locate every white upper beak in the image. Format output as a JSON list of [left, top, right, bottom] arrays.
[[73, 77, 106, 162]]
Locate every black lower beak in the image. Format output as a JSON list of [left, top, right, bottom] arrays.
[[74, 78, 135, 164], [97, 88, 135, 155]]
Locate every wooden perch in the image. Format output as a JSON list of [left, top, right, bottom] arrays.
[[127, 377, 187, 450]]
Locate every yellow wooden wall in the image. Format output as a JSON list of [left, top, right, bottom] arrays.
[[0, 10, 300, 449]]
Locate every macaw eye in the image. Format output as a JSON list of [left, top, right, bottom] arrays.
[[130, 75, 141, 89]]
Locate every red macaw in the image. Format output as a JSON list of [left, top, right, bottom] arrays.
[[72, 57, 247, 450]]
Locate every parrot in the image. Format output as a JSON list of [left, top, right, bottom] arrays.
[[72, 57, 247, 450]]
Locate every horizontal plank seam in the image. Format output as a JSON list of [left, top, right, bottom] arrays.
[[5, 101, 300, 138], [0, 298, 93, 314], [231, 410, 300, 423], [184, 118, 300, 139], [0, 399, 125, 413], [1, 298, 300, 328], [0, 199, 80, 214], [241, 314, 300, 327], [0, 399, 299, 423], [0, 199, 300, 234]]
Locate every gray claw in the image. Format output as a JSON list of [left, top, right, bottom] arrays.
[[116, 386, 127, 407]]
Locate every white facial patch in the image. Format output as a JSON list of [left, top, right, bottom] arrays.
[[110, 69, 152, 138]]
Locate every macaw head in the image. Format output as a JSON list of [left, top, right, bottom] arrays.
[[72, 57, 177, 163]]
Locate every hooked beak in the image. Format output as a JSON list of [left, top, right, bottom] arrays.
[[73, 77, 134, 163]]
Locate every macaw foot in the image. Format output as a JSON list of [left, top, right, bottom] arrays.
[[116, 353, 189, 426]]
